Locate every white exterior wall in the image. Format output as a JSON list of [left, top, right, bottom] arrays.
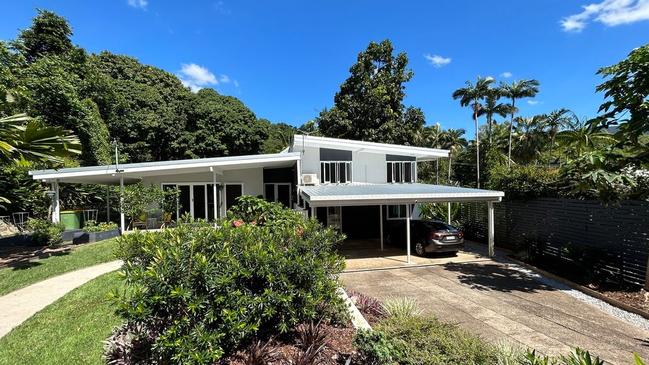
[[297, 146, 394, 184], [140, 168, 264, 197]]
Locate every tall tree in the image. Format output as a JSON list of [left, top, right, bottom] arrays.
[[452, 76, 493, 187], [440, 128, 467, 181], [13, 10, 74, 63], [317, 40, 424, 144], [542, 108, 572, 163], [423, 124, 443, 183], [501, 79, 540, 167], [478, 86, 510, 144]]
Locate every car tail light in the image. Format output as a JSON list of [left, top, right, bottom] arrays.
[[430, 231, 443, 240], [458, 231, 464, 238]]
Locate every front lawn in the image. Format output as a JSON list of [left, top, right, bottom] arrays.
[[0, 238, 118, 296], [0, 272, 122, 365]]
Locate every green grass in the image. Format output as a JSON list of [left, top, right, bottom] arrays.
[[0, 238, 118, 296], [0, 272, 123, 365]]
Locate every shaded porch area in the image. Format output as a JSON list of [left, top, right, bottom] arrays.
[[340, 239, 490, 271]]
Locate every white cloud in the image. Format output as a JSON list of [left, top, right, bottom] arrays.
[[219, 74, 231, 83], [527, 100, 540, 105], [127, 0, 148, 9], [561, 0, 649, 32], [178, 63, 218, 92], [424, 54, 452, 68], [500, 71, 513, 78]]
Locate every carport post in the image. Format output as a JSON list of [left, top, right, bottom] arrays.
[[379, 205, 384, 251], [406, 203, 411, 264], [119, 175, 125, 233], [212, 168, 218, 223], [447, 202, 451, 224], [487, 201, 494, 257], [51, 180, 60, 223]]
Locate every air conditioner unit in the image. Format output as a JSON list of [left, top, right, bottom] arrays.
[[301, 174, 319, 185]]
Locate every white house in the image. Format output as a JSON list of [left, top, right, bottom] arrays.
[[29, 134, 504, 262]]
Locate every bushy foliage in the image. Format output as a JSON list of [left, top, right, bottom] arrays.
[[108, 197, 345, 363], [83, 220, 118, 233], [381, 297, 421, 319], [487, 164, 559, 199], [26, 217, 64, 246], [355, 313, 497, 365]]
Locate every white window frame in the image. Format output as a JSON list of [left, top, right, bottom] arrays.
[[387, 161, 417, 183], [386, 204, 412, 220], [320, 161, 353, 184], [161, 182, 211, 220], [264, 183, 292, 207]]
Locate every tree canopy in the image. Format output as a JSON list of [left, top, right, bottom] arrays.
[[317, 40, 425, 145]]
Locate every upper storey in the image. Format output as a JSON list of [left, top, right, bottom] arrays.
[[289, 135, 449, 185]]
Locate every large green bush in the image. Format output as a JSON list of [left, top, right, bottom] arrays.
[[108, 197, 346, 364], [26, 218, 65, 246], [487, 164, 559, 199]]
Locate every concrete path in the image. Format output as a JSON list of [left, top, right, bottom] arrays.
[[341, 260, 649, 365], [0, 260, 122, 338]]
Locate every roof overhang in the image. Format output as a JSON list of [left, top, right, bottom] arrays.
[[292, 134, 448, 161], [29, 152, 301, 185], [300, 183, 504, 207]]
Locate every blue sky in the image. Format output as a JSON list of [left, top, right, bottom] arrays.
[[2, 1, 649, 136]]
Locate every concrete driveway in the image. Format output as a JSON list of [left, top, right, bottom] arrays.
[[341, 259, 649, 364]]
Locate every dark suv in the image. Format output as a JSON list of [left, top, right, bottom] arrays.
[[385, 219, 464, 256]]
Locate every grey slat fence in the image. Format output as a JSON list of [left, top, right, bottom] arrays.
[[458, 198, 649, 287]]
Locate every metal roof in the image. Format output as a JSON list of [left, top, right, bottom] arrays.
[[291, 134, 448, 161], [300, 183, 504, 206], [29, 152, 301, 184]]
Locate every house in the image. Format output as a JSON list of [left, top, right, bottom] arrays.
[[29, 134, 504, 262]]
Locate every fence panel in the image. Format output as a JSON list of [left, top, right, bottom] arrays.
[[458, 198, 649, 287]]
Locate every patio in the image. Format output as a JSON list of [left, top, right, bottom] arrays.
[[340, 239, 490, 271]]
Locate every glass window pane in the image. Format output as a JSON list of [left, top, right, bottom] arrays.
[[395, 163, 402, 183], [321, 163, 325, 182], [277, 185, 291, 207], [387, 163, 393, 183], [339, 162, 347, 183], [265, 184, 275, 202], [193, 185, 206, 220], [347, 163, 352, 182], [330, 163, 337, 183], [412, 163, 416, 182], [324, 163, 330, 182], [404, 162, 412, 182], [225, 184, 243, 211]]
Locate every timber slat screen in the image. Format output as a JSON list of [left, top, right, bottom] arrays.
[[458, 198, 649, 287]]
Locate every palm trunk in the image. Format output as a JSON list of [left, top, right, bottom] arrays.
[[487, 114, 492, 144], [474, 107, 480, 188], [507, 99, 515, 168]]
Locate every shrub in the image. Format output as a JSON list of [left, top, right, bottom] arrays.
[[382, 297, 421, 318], [26, 218, 64, 246], [110, 197, 346, 364], [487, 164, 559, 199], [347, 290, 386, 319], [83, 220, 118, 233], [355, 314, 498, 365]]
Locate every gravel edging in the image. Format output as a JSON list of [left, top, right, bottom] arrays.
[[502, 258, 649, 332]]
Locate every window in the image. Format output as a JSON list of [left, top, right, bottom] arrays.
[[387, 205, 412, 220], [264, 183, 292, 208], [320, 161, 352, 183], [387, 161, 416, 183]]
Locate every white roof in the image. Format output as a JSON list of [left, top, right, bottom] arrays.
[[29, 152, 301, 184], [300, 183, 504, 207], [291, 134, 448, 160]]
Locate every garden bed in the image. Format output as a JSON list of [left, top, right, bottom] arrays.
[[72, 229, 120, 244]]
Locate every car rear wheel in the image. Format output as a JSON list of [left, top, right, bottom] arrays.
[[415, 242, 426, 256]]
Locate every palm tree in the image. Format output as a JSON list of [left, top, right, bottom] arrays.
[[500, 79, 540, 167], [513, 115, 547, 164], [542, 108, 572, 164], [452, 76, 493, 187], [556, 118, 616, 157], [423, 124, 443, 183], [440, 128, 467, 182], [1, 113, 80, 163], [478, 86, 510, 144]]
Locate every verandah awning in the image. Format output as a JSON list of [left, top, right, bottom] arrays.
[[299, 183, 504, 207]]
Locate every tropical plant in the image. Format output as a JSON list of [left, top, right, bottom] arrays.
[[440, 128, 468, 181], [478, 86, 510, 144], [26, 218, 65, 246], [556, 119, 616, 157], [500, 79, 540, 167], [452, 76, 494, 187], [513, 115, 548, 164], [382, 297, 421, 318]]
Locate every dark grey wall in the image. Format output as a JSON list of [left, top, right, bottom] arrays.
[[458, 198, 649, 287], [386, 154, 416, 161]]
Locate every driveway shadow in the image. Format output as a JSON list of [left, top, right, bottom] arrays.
[[442, 261, 557, 293]]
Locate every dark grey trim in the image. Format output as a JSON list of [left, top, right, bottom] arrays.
[[320, 148, 352, 161], [386, 154, 416, 161]]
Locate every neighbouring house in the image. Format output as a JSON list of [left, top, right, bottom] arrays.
[[29, 135, 504, 262]]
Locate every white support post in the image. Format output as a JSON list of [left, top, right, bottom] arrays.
[[311, 207, 316, 219], [119, 175, 125, 233], [447, 202, 451, 225], [51, 180, 60, 223], [106, 186, 111, 222], [406, 203, 411, 264], [212, 169, 218, 223], [487, 201, 495, 257], [379, 205, 384, 251]]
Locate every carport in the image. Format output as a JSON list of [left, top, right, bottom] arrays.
[[299, 183, 504, 264]]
